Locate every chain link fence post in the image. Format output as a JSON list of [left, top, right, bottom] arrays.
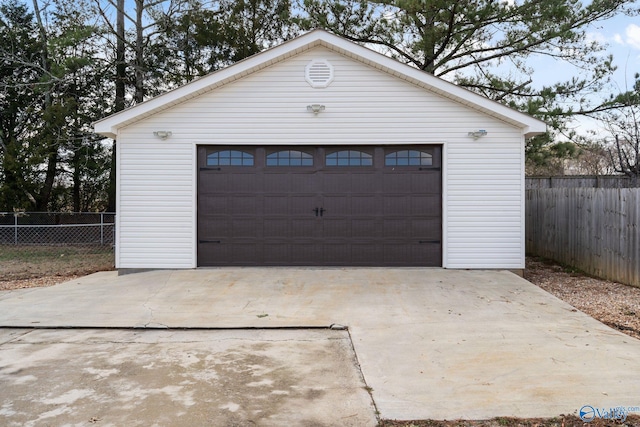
[[14, 212, 18, 245]]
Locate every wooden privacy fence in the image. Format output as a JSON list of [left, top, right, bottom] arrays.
[[526, 188, 640, 287], [526, 175, 640, 189]]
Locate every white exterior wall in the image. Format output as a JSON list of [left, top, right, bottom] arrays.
[[116, 46, 525, 269]]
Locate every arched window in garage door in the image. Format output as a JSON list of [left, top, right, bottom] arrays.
[[325, 150, 372, 166], [385, 150, 432, 166], [207, 150, 254, 166], [266, 150, 314, 166]]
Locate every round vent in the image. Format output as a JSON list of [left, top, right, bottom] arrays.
[[305, 60, 334, 88]]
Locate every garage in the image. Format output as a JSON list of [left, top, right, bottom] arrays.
[[93, 29, 546, 272], [197, 145, 441, 266]]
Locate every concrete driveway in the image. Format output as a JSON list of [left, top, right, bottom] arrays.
[[1, 268, 640, 424]]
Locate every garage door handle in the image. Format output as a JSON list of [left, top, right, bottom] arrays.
[[199, 240, 221, 244], [419, 240, 440, 244], [313, 208, 326, 217]]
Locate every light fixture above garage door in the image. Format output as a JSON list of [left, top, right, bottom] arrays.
[[305, 59, 334, 88]]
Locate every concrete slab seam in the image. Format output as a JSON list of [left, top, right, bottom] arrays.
[[346, 327, 381, 423], [0, 325, 338, 331]]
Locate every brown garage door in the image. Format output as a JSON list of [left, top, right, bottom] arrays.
[[197, 146, 441, 266]]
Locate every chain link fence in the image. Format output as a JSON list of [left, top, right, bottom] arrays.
[[0, 212, 116, 282], [0, 212, 115, 249]]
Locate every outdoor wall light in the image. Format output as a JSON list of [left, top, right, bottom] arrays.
[[153, 130, 172, 140], [468, 129, 488, 140], [307, 104, 326, 114]]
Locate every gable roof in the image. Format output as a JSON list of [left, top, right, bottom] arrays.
[[94, 29, 547, 139]]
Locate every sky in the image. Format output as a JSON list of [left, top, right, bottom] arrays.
[[599, 14, 640, 89], [556, 10, 640, 138]]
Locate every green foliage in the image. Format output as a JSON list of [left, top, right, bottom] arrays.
[[0, 0, 112, 212], [148, 0, 297, 89], [0, 0, 42, 210]]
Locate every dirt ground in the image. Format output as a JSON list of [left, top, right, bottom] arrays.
[[379, 415, 640, 427], [0, 246, 114, 290]]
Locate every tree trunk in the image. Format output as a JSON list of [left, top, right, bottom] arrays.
[[36, 149, 58, 211], [107, 0, 126, 213], [32, 0, 57, 211], [134, 0, 144, 103]]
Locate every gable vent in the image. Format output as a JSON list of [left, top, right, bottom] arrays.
[[305, 60, 334, 88]]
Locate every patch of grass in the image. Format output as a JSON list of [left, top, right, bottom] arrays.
[[0, 245, 114, 281]]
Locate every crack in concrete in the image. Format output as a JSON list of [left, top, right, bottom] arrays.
[[0, 329, 35, 346], [140, 276, 172, 328]]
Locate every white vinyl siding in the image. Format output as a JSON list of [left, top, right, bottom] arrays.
[[445, 140, 524, 268], [116, 142, 194, 268], [116, 46, 526, 269]]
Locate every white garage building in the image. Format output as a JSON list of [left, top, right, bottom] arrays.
[[94, 29, 546, 271]]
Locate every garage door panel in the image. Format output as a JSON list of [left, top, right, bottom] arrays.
[[231, 219, 259, 238], [349, 196, 377, 215], [383, 196, 412, 215], [197, 243, 227, 266], [411, 195, 441, 216], [263, 219, 289, 239], [410, 173, 440, 193], [291, 218, 317, 237], [382, 175, 412, 193], [229, 243, 260, 264], [410, 218, 441, 238], [323, 174, 353, 193], [198, 173, 226, 193], [264, 196, 289, 214], [226, 174, 259, 192], [263, 243, 289, 264], [199, 196, 228, 213], [351, 244, 381, 264], [383, 219, 411, 238], [383, 243, 412, 264], [322, 219, 348, 238], [323, 243, 352, 264], [290, 195, 317, 215], [230, 196, 258, 214], [290, 243, 322, 264], [263, 174, 292, 191], [199, 217, 229, 238], [351, 219, 377, 238], [291, 174, 319, 192], [322, 196, 350, 214]]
